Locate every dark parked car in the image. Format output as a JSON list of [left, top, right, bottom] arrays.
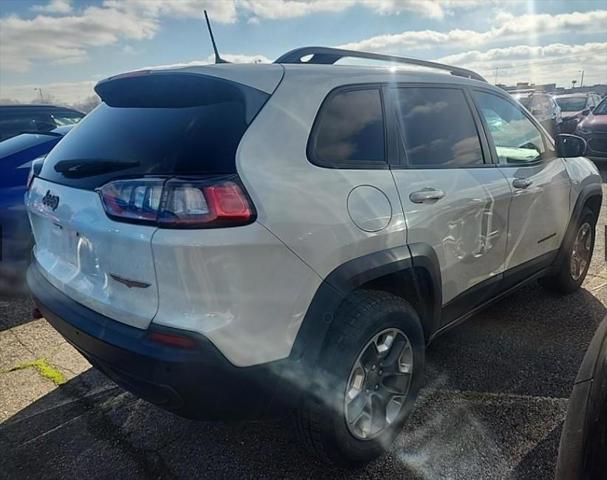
[[0, 126, 72, 295], [556, 316, 607, 479], [576, 97, 607, 159], [0, 104, 84, 141], [555, 93, 603, 133]]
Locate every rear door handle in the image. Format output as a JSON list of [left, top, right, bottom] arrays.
[[409, 188, 445, 203], [512, 178, 533, 189]]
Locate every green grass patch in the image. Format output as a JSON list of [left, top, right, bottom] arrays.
[[9, 359, 67, 385]]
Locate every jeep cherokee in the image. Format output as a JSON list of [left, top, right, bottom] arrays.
[[26, 47, 602, 465]]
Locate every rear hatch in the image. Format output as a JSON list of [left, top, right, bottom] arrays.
[[27, 67, 280, 329]]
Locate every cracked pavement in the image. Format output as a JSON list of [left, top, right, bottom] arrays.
[[1, 178, 607, 479]]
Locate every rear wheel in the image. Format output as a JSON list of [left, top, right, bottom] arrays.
[[295, 290, 424, 465], [540, 207, 596, 294]]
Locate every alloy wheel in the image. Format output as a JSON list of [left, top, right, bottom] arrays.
[[344, 328, 413, 440], [570, 222, 592, 281]]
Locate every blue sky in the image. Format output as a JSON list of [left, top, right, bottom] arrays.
[[1, 0, 606, 105]]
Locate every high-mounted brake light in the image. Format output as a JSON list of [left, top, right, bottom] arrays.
[[98, 176, 255, 228]]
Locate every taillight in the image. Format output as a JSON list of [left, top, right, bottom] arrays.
[[97, 176, 255, 228]]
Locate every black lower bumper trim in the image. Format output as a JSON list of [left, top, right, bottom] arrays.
[[27, 262, 294, 420]]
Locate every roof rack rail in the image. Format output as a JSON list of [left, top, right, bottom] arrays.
[[274, 46, 487, 83]]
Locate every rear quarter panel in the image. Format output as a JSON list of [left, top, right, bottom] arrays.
[[236, 67, 407, 280]]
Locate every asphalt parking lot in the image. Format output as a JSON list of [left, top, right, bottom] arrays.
[[2, 176, 607, 479]]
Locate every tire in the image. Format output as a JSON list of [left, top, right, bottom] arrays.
[[540, 207, 596, 294], [295, 290, 425, 466]]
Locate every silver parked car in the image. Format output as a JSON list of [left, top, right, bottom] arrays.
[[512, 91, 562, 135], [26, 46, 602, 465]]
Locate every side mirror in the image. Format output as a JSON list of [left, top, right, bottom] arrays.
[[556, 134, 587, 158], [581, 109, 591, 116], [532, 109, 542, 116]]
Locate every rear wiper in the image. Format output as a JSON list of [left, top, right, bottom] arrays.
[[54, 159, 140, 178]]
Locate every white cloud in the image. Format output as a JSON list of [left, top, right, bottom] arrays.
[[339, 9, 607, 51], [239, 0, 493, 21], [0, 80, 97, 105], [437, 42, 607, 86], [31, 0, 73, 14], [0, 0, 238, 73], [140, 53, 271, 70], [0, 53, 272, 105]]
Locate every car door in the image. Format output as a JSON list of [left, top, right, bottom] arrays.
[[386, 85, 512, 324], [471, 89, 570, 276]]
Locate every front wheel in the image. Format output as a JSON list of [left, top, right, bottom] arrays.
[[295, 290, 425, 466], [540, 207, 596, 294]]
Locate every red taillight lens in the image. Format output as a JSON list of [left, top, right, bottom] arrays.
[[98, 176, 254, 228], [147, 331, 198, 349]]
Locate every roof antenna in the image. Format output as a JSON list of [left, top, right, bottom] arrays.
[[204, 10, 228, 64]]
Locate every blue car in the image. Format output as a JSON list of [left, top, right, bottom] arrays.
[[0, 126, 72, 295]]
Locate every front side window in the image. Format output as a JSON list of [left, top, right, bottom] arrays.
[[474, 91, 547, 164], [394, 87, 484, 167], [310, 88, 385, 167]]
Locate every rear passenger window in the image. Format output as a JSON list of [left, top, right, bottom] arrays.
[[310, 88, 385, 167], [394, 87, 484, 167]]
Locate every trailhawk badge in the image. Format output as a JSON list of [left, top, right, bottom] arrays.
[[42, 190, 59, 211]]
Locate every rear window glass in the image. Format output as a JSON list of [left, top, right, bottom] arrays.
[[310, 88, 385, 167], [39, 74, 269, 190], [0, 112, 55, 141]]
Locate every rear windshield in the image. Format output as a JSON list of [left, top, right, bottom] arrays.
[[39, 73, 269, 190], [0, 132, 58, 159], [555, 97, 587, 112]]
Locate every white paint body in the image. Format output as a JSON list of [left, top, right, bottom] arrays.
[[27, 64, 600, 366]]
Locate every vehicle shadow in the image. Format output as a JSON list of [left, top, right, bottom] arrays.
[[1, 282, 605, 479], [0, 293, 34, 332]]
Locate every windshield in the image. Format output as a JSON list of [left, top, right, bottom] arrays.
[[514, 95, 531, 108], [556, 97, 588, 111], [594, 99, 607, 115]]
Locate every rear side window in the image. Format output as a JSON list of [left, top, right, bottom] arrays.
[[394, 87, 484, 168], [39, 73, 269, 190], [309, 88, 385, 168]]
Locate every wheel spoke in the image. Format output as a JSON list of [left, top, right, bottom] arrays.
[[374, 330, 396, 359], [370, 394, 387, 434], [382, 372, 411, 395], [346, 390, 369, 425]]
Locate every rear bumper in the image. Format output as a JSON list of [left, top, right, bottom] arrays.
[[27, 261, 296, 420]]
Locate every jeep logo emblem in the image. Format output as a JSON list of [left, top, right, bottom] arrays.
[[42, 190, 60, 211]]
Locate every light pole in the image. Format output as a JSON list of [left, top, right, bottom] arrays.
[[34, 88, 44, 102], [579, 70, 585, 88]]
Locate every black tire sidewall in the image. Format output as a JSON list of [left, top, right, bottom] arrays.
[[314, 293, 425, 464]]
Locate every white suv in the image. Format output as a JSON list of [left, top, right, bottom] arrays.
[[26, 47, 602, 465]]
